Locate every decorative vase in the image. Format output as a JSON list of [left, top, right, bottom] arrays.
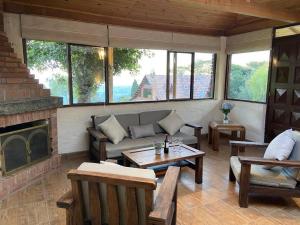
[[223, 113, 229, 124]]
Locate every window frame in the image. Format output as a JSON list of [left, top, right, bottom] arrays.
[[23, 39, 217, 107], [224, 51, 270, 104]]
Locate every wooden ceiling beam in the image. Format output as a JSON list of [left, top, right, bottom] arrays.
[[225, 19, 287, 36], [3, 1, 225, 36], [183, 0, 300, 23]]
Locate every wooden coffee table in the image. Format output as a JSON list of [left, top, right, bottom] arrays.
[[122, 144, 205, 184]]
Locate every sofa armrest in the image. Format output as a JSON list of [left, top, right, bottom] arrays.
[[185, 123, 203, 129], [148, 166, 180, 225], [87, 127, 109, 142], [239, 156, 300, 168]]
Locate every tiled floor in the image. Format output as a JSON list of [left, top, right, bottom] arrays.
[[1, 138, 300, 225]]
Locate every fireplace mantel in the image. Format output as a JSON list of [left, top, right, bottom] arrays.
[[0, 97, 63, 116]]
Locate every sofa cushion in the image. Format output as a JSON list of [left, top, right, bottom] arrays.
[[139, 110, 172, 133], [97, 115, 128, 144], [146, 132, 197, 146], [78, 162, 156, 225], [129, 124, 155, 139], [157, 111, 185, 135], [93, 113, 139, 134], [284, 130, 300, 181], [230, 156, 297, 189], [93, 137, 154, 158]]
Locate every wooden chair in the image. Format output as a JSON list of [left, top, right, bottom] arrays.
[[57, 164, 180, 225], [229, 140, 300, 208]]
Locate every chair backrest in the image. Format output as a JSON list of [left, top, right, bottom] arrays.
[[67, 162, 157, 225]]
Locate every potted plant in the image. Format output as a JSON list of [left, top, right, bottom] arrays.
[[220, 102, 234, 124]]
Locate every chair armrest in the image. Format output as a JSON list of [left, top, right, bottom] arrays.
[[185, 123, 203, 129], [149, 166, 180, 224], [230, 140, 269, 148], [239, 156, 300, 168], [87, 127, 108, 142], [57, 190, 74, 209]]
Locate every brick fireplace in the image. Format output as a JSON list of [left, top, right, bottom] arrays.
[[0, 4, 62, 199]]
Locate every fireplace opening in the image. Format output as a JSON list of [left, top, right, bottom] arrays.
[[0, 120, 51, 175]]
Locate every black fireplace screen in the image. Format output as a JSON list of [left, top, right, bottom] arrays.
[[0, 123, 50, 175]]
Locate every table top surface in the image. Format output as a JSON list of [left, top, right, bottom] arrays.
[[122, 144, 205, 168], [209, 121, 245, 129]]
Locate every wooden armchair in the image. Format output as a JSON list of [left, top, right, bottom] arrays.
[[57, 165, 180, 225], [229, 140, 300, 208]]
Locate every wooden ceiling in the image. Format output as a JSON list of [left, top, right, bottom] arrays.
[[2, 0, 300, 36]]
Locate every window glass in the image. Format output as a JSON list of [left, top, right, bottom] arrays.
[[26, 40, 69, 104], [227, 51, 270, 102], [70, 45, 106, 104], [169, 52, 192, 99], [193, 53, 215, 99], [109, 48, 167, 102]]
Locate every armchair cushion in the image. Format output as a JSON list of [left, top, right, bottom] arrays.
[[284, 130, 300, 181], [230, 156, 297, 189], [263, 129, 295, 166], [78, 162, 156, 225]]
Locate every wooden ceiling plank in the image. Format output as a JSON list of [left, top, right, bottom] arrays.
[[3, 1, 225, 36], [181, 0, 300, 23]]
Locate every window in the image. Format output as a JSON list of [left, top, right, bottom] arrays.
[[25, 39, 217, 105], [226, 50, 270, 103], [109, 48, 167, 103], [70, 45, 106, 104], [26, 40, 69, 104], [193, 53, 215, 99], [168, 52, 192, 99]]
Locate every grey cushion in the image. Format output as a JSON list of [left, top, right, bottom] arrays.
[[93, 114, 139, 134], [146, 132, 197, 146], [230, 156, 297, 189], [129, 124, 155, 139], [283, 130, 300, 181], [93, 137, 153, 158], [139, 110, 172, 133]]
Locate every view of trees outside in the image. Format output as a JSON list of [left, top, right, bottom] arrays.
[[111, 49, 167, 102], [26, 40, 70, 104], [227, 50, 270, 102], [26, 40, 216, 104], [193, 53, 215, 98], [26, 40, 145, 104]]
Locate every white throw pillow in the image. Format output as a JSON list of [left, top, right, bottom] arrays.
[[97, 115, 128, 144], [264, 129, 295, 162], [157, 111, 185, 135]]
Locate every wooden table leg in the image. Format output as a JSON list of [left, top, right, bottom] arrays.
[[208, 125, 212, 144], [195, 157, 203, 184], [240, 128, 246, 152], [212, 128, 219, 151], [232, 130, 238, 140]]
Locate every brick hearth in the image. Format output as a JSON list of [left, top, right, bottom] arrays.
[[0, 3, 62, 199]]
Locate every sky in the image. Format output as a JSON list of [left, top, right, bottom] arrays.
[[231, 50, 270, 66]]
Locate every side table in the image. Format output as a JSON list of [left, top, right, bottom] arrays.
[[208, 121, 246, 151]]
